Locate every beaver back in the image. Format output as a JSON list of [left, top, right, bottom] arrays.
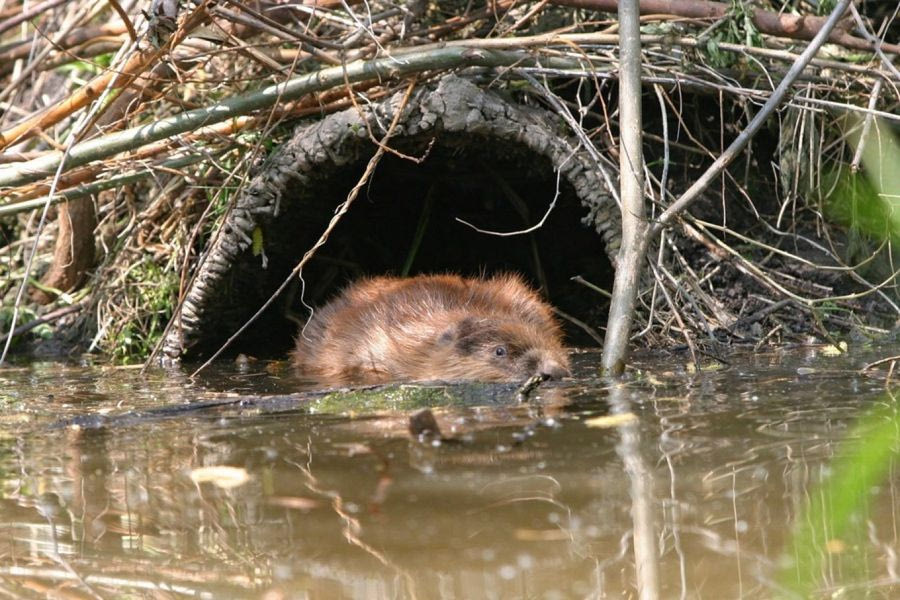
[[292, 274, 570, 384]]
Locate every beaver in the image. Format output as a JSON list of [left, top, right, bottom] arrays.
[[292, 274, 570, 384]]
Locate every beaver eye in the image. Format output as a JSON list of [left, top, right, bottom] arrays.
[[493, 346, 508, 358]]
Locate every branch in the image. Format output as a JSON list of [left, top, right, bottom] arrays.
[[601, 0, 648, 377], [0, 0, 68, 36], [0, 302, 83, 346], [549, 0, 899, 54], [0, 47, 576, 189]]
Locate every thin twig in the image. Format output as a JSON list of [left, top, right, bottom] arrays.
[[0, 302, 83, 346]]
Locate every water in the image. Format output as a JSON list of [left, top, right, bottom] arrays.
[[0, 347, 898, 598]]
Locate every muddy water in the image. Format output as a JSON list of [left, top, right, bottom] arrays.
[[0, 347, 898, 599]]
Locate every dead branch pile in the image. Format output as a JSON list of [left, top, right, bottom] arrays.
[[0, 0, 897, 362]]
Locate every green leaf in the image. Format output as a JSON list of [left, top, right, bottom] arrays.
[[252, 226, 264, 257]]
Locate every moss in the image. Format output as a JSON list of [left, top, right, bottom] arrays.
[[308, 382, 519, 414], [109, 259, 178, 363]]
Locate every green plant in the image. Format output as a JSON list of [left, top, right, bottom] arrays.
[[777, 396, 900, 597], [109, 259, 178, 363], [702, 0, 763, 69]]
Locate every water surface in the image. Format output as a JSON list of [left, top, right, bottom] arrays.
[[0, 347, 898, 598]]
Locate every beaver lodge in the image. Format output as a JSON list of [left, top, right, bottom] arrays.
[[0, 1, 897, 365], [158, 77, 618, 360]]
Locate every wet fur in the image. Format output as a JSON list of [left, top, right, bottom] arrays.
[[292, 274, 570, 384]]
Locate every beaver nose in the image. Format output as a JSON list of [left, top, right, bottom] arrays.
[[538, 360, 569, 380]]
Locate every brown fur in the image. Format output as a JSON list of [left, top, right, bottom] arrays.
[[292, 274, 570, 384]]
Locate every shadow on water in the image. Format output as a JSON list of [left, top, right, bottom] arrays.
[[0, 347, 899, 598]]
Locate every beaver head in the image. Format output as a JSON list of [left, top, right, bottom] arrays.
[[423, 315, 570, 382]]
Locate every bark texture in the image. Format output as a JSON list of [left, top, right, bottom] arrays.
[[161, 75, 617, 360]]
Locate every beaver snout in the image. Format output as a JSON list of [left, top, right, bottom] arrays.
[[538, 359, 569, 380]]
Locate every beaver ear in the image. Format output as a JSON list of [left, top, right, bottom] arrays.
[[456, 316, 478, 337], [438, 316, 478, 345]]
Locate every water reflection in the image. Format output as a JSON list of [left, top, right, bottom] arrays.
[[0, 348, 898, 598]]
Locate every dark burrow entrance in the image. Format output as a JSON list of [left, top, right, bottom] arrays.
[[191, 136, 614, 360]]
